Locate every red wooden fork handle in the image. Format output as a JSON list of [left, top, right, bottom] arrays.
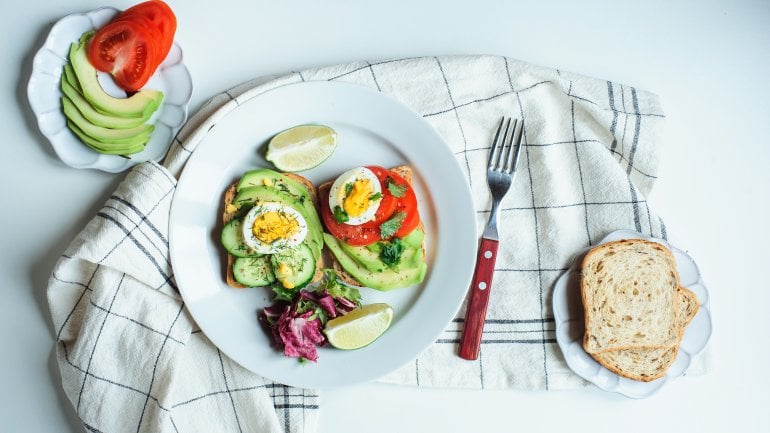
[[459, 238, 499, 360]]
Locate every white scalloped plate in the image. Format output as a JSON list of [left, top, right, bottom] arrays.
[[27, 7, 192, 173], [552, 229, 712, 398]]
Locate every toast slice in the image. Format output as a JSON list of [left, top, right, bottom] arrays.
[[320, 165, 426, 287], [222, 173, 323, 288], [591, 286, 700, 382], [581, 239, 681, 353]]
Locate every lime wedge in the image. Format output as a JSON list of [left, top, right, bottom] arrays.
[[266, 124, 337, 172], [324, 303, 394, 350]]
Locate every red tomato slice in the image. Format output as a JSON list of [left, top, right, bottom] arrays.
[[116, 0, 176, 65], [320, 189, 381, 246], [322, 166, 421, 246], [87, 20, 158, 92]]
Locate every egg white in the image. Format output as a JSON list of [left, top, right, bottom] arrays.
[[328, 167, 382, 225], [241, 202, 308, 254]]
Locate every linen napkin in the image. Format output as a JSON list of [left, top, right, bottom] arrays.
[[47, 55, 687, 433]]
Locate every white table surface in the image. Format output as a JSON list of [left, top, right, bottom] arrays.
[[2, 0, 769, 431]]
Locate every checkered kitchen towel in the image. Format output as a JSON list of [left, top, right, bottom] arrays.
[[47, 55, 684, 433]]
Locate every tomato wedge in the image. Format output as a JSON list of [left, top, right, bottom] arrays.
[[321, 166, 421, 246], [116, 0, 176, 65], [87, 19, 157, 92]]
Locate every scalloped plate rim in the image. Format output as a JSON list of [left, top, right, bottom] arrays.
[[552, 229, 712, 398]]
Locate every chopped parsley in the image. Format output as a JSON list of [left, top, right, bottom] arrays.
[[333, 205, 349, 223], [385, 177, 407, 198], [345, 182, 354, 196], [378, 238, 405, 267], [369, 192, 382, 201], [379, 211, 406, 238], [271, 284, 295, 302], [320, 269, 362, 307]]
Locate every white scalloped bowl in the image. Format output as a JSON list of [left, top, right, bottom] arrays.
[[27, 7, 192, 173], [552, 229, 713, 398]]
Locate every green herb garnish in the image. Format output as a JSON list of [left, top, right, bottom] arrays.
[[319, 269, 362, 307], [333, 205, 349, 223], [379, 211, 406, 238], [369, 192, 382, 201], [379, 238, 405, 267], [271, 284, 295, 302], [345, 182, 354, 196], [386, 177, 407, 198]]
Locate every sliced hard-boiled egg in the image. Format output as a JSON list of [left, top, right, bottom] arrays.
[[241, 202, 308, 254], [328, 167, 382, 225]]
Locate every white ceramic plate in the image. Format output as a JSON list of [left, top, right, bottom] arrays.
[[27, 7, 192, 173], [553, 229, 712, 398], [169, 81, 477, 388]]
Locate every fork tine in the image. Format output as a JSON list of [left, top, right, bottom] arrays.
[[493, 117, 511, 170], [487, 117, 506, 169], [501, 119, 517, 172], [507, 120, 524, 173]]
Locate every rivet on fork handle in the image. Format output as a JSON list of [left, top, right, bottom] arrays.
[[459, 238, 499, 360]]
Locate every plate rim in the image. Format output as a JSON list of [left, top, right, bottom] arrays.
[[26, 6, 193, 173], [169, 80, 477, 388], [552, 229, 713, 398]]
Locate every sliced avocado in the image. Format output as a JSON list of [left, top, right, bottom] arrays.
[[366, 228, 425, 253], [69, 32, 163, 119], [61, 74, 151, 129], [237, 168, 309, 193], [401, 228, 425, 249], [62, 63, 81, 93], [67, 121, 145, 155], [233, 186, 323, 260], [339, 240, 420, 273], [324, 233, 427, 291], [62, 96, 154, 142]]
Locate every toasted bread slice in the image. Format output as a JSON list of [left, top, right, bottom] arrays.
[[581, 239, 681, 353], [321, 165, 425, 288], [591, 286, 700, 382], [222, 173, 323, 289]]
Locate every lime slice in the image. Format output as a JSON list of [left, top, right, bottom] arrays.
[[266, 124, 337, 172], [324, 303, 394, 350]]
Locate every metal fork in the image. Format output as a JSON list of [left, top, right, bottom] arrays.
[[459, 117, 524, 360]]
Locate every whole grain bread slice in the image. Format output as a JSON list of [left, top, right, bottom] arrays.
[[320, 165, 425, 287], [591, 286, 700, 382], [581, 239, 681, 353], [222, 172, 323, 288]]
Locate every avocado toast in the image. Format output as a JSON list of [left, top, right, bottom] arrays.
[[320, 165, 428, 290], [221, 169, 324, 290]]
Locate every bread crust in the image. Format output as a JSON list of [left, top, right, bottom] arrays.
[[322, 165, 426, 287], [590, 286, 700, 381], [582, 238, 702, 382], [581, 239, 681, 353], [222, 173, 323, 288]]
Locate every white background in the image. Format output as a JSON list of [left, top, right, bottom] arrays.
[[2, 0, 769, 432]]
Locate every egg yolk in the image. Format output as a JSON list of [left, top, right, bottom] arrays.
[[343, 179, 374, 217], [251, 211, 300, 244]]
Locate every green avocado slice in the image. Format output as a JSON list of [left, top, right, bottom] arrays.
[[324, 233, 426, 291], [62, 96, 154, 142], [66, 121, 146, 155], [69, 31, 163, 119], [61, 73, 151, 129], [339, 240, 420, 273]]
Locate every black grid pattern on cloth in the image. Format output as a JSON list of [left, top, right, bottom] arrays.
[[49, 55, 665, 432]]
